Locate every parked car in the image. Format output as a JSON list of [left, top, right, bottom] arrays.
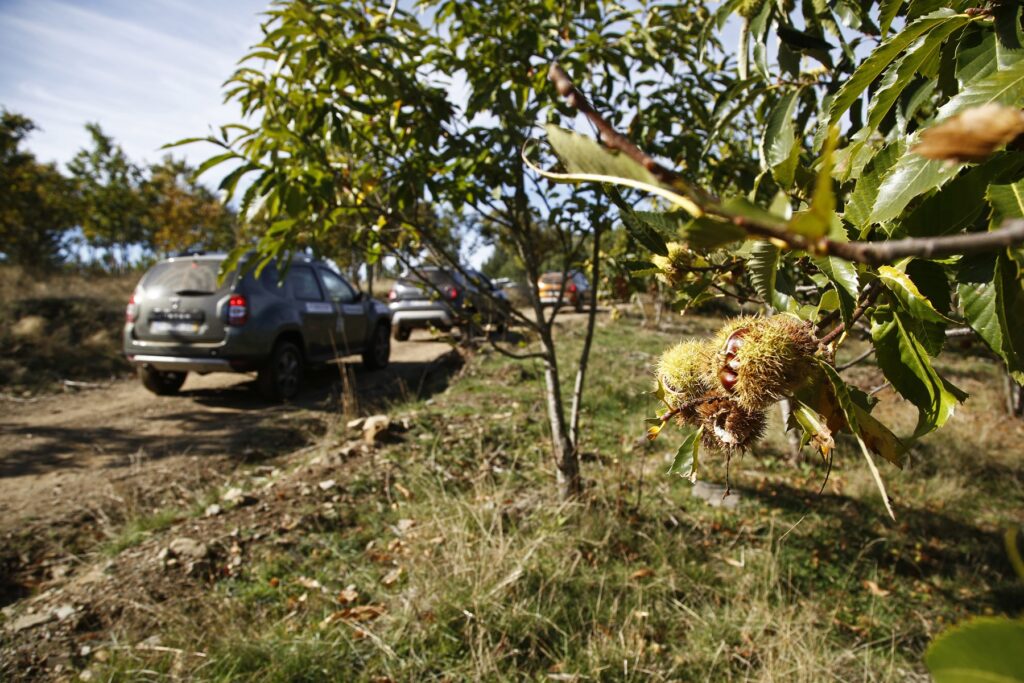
[[388, 266, 509, 340], [123, 252, 392, 400], [538, 270, 593, 312]]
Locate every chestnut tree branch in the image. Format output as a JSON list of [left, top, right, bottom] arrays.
[[547, 63, 1024, 267]]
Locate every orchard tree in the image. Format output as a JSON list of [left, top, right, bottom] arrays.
[[143, 156, 238, 255], [534, 2, 1024, 518], [179, 0, 736, 498], [0, 111, 77, 270], [68, 124, 149, 271]]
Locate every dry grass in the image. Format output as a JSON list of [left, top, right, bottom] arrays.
[[0, 265, 138, 391]]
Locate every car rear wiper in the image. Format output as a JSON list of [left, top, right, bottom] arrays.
[[174, 289, 214, 296]]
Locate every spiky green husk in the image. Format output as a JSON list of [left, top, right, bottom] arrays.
[[651, 242, 691, 287], [693, 395, 767, 452], [656, 340, 712, 416], [704, 315, 817, 410]]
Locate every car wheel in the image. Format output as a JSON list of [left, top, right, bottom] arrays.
[[139, 366, 187, 395], [258, 341, 303, 401], [394, 326, 411, 342], [363, 325, 391, 370]]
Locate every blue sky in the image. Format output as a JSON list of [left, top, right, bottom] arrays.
[[0, 0, 269, 180]]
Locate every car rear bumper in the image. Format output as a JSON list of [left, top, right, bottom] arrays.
[[391, 308, 455, 329], [127, 354, 235, 373]]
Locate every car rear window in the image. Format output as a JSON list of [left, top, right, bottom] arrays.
[[539, 273, 564, 284], [142, 259, 231, 295], [400, 269, 456, 287]]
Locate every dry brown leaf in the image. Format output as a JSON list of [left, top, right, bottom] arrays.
[[381, 567, 403, 586], [296, 576, 323, 591], [338, 585, 359, 604], [338, 604, 386, 622], [863, 579, 890, 597], [630, 567, 655, 580], [913, 104, 1024, 163]]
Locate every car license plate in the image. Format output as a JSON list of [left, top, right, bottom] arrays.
[[150, 321, 200, 334]]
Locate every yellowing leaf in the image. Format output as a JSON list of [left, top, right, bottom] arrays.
[[528, 126, 704, 217], [788, 127, 839, 238]]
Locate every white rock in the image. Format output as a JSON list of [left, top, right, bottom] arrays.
[[168, 537, 208, 561]]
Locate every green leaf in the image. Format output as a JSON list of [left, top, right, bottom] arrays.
[[760, 89, 802, 188], [680, 217, 746, 249], [827, 9, 960, 127], [623, 260, 660, 276], [962, 253, 1024, 382], [194, 152, 238, 178], [956, 26, 998, 86], [788, 127, 838, 238], [902, 153, 1024, 237], [870, 150, 961, 225], [813, 254, 859, 326], [844, 140, 904, 228], [620, 208, 669, 257], [936, 55, 1024, 119], [988, 179, 1024, 226], [851, 403, 908, 469], [718, 196, 789, 230], [878, 0, 901, 38], [792, 400, 834, 460], [667, 427, 703, 484], [871, 306, 968, 436], [862, 18, 970, 142], [926, 617, 1024, 683], [536, 125, 702, 216], [748, 241, 795, 312], [816, 360, 897, 519], [878, 262, 955, 323]]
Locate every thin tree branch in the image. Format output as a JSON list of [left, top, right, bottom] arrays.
[[818, 280, 884, 347], [548, 63, 1024, 266], [837, 346, 875, 372]]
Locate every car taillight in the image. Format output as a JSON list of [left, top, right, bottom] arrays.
[[448, 286, 459, 300], [388, 289, 397, 301], [125, 294, 138, 323], [568, 283, 577, 293], [228, 294, 248, 326]]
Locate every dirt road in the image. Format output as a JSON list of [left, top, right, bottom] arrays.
[[0, 334, 456, 576]]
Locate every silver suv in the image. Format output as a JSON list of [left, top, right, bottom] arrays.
[[387, 267, 508, 340], [123, 253, 391, 400]]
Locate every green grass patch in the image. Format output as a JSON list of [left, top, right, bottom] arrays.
[[87, 313, 1024, 681]]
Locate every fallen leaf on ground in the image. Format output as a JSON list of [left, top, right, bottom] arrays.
[[381, 568, 403, 586], [338, 586, 359, 604], [630, 567, 655, 580], [338, 604, 386, 622], [863, 579, 890, 597]]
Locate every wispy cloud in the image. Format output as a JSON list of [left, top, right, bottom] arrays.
[[0, 0, 267, 183]]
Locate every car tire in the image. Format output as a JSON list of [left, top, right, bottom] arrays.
[[139, 366, 187, 395], [394, 326, 411, 342], [363, 324, 391, 370], [258, 341, 303, 401]]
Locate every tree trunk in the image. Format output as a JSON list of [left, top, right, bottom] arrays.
[[540, 330, 580, 497], [569, 214, 603, 446]]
